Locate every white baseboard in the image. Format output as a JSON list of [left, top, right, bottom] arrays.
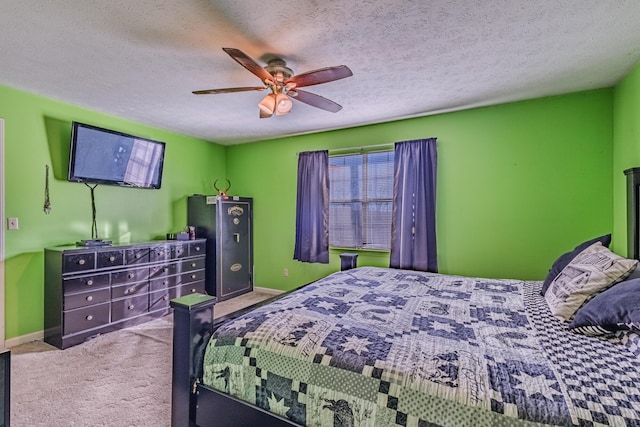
[[254, 286, 284, 296], [5, 330, 44, 348]]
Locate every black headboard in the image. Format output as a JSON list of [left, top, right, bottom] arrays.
[[625, 168, 640, 260]]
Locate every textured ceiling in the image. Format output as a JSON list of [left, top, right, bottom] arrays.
[[1, 1, 640, 145]]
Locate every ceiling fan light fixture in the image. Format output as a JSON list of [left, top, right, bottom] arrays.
[[258, 93, 276, 115], [275, 93, 293, 115]]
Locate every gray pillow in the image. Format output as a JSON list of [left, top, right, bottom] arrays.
[[569, 278, 640, 336], [544, 242, 637, 321], [541, 234, 611, 296]]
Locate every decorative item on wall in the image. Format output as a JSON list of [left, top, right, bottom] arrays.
[[213, 178, 231, 200], [43, 164, 52, 214], [192, 48, 352, 119]]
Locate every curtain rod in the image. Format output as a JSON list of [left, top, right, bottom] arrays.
[[296, 143, 394, 155], [328, 142, 394, 154]]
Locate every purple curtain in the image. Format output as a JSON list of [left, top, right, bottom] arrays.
[[390, 138, 438, 272], [293, 150, 329, 263]]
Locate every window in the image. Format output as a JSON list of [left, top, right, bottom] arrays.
[[329, 150, 394, 250]]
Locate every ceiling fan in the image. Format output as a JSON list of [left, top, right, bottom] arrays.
[[193, 48, 353, 118]]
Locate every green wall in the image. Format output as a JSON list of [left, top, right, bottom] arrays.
[[1, 85, 226, 340], [613, 62, 640, 257], [227, 89, 614, 290], [1, 82, 622, 342]]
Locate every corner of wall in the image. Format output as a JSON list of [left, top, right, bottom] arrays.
[[612, 60, 640, 257]]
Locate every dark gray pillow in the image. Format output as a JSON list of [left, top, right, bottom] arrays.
[[540, 234, 612, 296], [568, 278, 640, 336]]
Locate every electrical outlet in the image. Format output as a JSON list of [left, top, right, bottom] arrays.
[[283, 268, 289, 277], [7, 217, 19, 230]]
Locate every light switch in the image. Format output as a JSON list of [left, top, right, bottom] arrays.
[[7, 217, 19, 230]]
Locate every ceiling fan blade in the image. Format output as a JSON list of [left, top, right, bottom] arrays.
[[286, 65, 352, 88], [222, 47, 274, 84], [192, 86, 266, 95], [290, 89, 343, 113]]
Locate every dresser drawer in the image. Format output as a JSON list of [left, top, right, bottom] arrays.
[[150, 276, 174, 292], [150, 263, 176, 278], [112, 295, 148, 322], [96, 250, 124, 269], [149, 289, 172, 310], [172, 243, 189, 259], [177, 281, 206, 296], [63, 303, 110, 336], [112, 281, 149, 299], [111, 267, 149, 285], [65, 288, 111, 310], [150, 245, 171, 262], [181, 257, 205, 272], [64, 273, 110, 294], [177, 269, 205, 286], [126, 247, 150, 265], [188, 241, 205, 256], [63, 252, 95, 273]]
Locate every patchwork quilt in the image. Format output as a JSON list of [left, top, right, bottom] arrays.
[[202, 267, 640, 426]]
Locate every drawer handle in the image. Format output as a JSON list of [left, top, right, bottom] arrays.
[[86, 315, 93, 321], [191, 288, 196, 293], [195, 246, 201, 251], [109, 256, 116, 262], [78, 259, 85, 265], [163, 280, 167, 286], [128, 305, 134, 310], [86, 295, 93, 302], [177, 249, 183, 254], [164, 267, 168, 273], [128, 273, 134, 279], [135, 254, 140, 259], [86, 280, 94, 286], [191, 274, 197, 279], [191, 262, 196, 267], [163, 296, 169, 301], [124, 289, 129, 295]]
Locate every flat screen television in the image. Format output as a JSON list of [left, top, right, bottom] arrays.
[[68, 122, 166, 189]]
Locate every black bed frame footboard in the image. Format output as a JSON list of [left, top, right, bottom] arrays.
[[170, 293, 216, 427], [194, 383, 298, 426], [171, 292, 302, 427]]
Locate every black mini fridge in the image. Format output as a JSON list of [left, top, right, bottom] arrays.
[[187, 195, 253, 301]]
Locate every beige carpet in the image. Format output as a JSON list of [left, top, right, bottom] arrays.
[[10, 290, 276, 427]]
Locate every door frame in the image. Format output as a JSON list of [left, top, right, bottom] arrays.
[[0, 118, 5, 347]]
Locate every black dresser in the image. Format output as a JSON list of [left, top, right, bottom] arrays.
[[44, 239, 206, 349]]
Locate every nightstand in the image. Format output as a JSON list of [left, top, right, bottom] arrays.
[[340, 253, 358, 271]]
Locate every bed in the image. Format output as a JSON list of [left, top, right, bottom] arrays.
[[172, 266, 640, 427], [170, 168, 640, 427]]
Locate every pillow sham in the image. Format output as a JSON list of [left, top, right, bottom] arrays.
[[569, 278, 640, 336], [544, 242, 637, 321], [541, 234, 612, 296]]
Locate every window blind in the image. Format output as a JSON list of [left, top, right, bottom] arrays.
[[329, 150, 394, 250]]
